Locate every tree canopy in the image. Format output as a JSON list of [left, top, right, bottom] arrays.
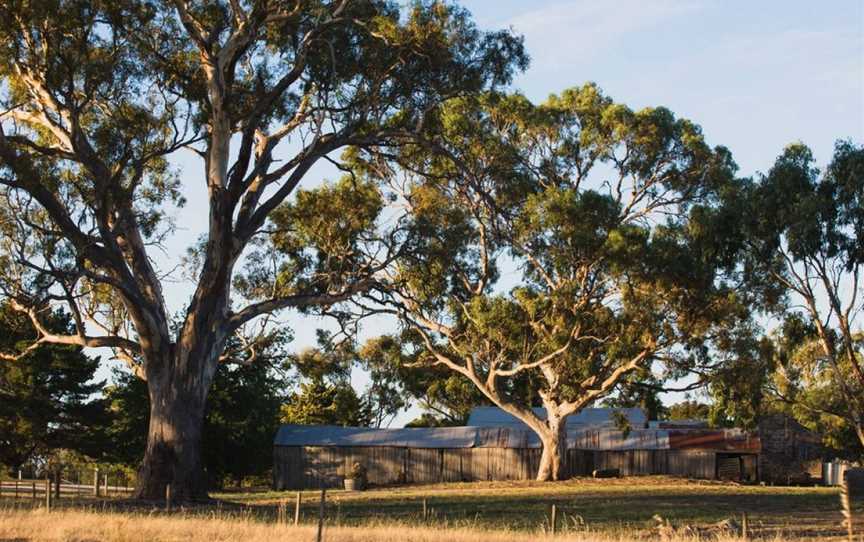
[[319, 85, 754, 480], [0, 0, 526, 499]]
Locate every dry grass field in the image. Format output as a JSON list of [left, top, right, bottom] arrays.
[[0, 477, 856, 541], [0, 508, 842, 542], [217, 476, 849, 539]]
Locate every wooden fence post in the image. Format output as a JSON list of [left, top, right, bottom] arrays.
[[103, 473, 109, 497], [550, 503, 557, 535], [14, 479, 18, 500], [422, 498, 428, 521], [44, 477, 51, 512], [841, 473, 853, 542], [93, 467, 100, 497], [294, 491, 301, 526], [31, 481, 36, 503], [742, 512, 749, 540], [165, 484, 172, 512], [316, 488, 326, 542], [54, 470, 61, 501]]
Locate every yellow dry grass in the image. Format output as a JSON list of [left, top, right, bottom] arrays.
[[0, 508, 821, 542]]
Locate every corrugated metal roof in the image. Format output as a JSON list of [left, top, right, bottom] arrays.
[[274, 411, 758, 452], [274, 424, 677, 450], [466, 407, 647, 429], [274, 425, 482, 448], [274, 425, 552, 449]]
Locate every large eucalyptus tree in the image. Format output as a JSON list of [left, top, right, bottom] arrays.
[[347, 86, 753, 480], [0, 0, 525, 500]]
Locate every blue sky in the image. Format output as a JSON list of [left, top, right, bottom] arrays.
[[100, 1, 864, 425], [463, 0, 863, 174]]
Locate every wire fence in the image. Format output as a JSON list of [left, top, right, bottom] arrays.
[[0, 466, 135, 502]]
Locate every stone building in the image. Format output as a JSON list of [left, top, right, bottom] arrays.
[[757, 413, 827, 484]]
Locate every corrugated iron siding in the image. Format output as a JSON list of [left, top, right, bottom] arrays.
[[570, 429, 669, 450], [666, 450, 717, 479], [272, 424, 761, 489], [273, 445, 549, 489], [272, 446, 752, 489], [591, 450, 666, 475], [275, 425, 758, 452]]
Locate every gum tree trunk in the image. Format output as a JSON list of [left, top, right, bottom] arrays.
[[132, 325, 225, 501], [536, 415, 567, 481], [133, 376, 208, 501]]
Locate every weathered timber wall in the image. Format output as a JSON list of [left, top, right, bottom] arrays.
[[273, 446, 748, 489], [666, 450, 717, 479], [273, 446, 548, 489]]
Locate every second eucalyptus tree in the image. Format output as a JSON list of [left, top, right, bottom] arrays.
[[352, 86, 751, 480], [0, 0, 525, 500]]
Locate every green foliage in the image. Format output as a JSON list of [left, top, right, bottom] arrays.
[[404, 413, 455, 428], [603, 371, 669, 421], [239, 177, 384, 302], [763, 315, 863, 458], [667, 400, 711, 421], [280, 378, 372, 427], [705, 328, 773, 429], [356, 83, 749, 431], [750, 141, 863, 265], [281, 342, 408, 428], [609, 409, 633, 438], [357, 338, 410, 428], [203, 362, 289, 486], [0, 303, 107, 469]]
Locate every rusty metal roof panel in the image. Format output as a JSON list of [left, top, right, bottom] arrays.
[[668, 429, 761, 452]]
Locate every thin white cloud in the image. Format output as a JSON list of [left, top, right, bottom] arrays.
[[507, 0, 703, 71]]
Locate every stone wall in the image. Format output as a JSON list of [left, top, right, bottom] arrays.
[[758, 414, 826, 484]]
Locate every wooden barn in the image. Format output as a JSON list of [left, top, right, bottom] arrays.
[[273, 408, 760, 489]]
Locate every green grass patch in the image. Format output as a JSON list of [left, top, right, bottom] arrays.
[[213, 476, 842, 535]]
